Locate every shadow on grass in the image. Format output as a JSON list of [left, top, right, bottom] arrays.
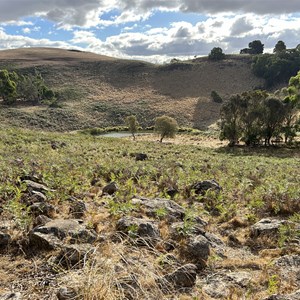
[[214, 143, 300, 159]]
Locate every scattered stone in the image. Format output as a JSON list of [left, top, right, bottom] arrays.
[[0, 232, 11, 248], [57, 287, 78, 300], [162, 264, 197, 289], [29, 202, 56, 218], [135, 153, 148, 161], [68, 198, 87, 218], [166, 187, 179, 198], [183, 235, 210, 268], [275, 255, 300, 268], [131, 197, 185, 221], [226, 271, 252, 287], [0, 292, 22, 300], [192, 179, 222, 195], [202, 279, 230, 299], [29, 219, 97, 250], [263, 289, 300, 300], [102, 182, 118, 195], [22, 180, 51, 194], [51, 141, 67, 150], [250, 218, 286, 238], [116, 216, 160, 245], [34, 215, 52, 227], [56, 244, 95, 269]]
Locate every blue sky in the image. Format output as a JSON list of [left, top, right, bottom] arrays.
[[1, 1, 300, 63]]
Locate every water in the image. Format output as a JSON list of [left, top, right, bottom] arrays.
[[100, 132, 150, 138]]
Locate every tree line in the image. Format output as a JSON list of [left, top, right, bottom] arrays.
[[0, 69, 56, 105], [220, 71, 300, 146]]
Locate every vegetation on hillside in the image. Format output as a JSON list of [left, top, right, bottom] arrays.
[[0, 69, 56, 105], [220, 71, 300, 146]]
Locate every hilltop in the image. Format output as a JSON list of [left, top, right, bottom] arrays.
[[0, 47, 265, 131]]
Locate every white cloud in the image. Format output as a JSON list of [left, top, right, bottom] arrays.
[[0, 27, 71, 50], [1, 1, 300, 29], [22, 27, 31, 34]]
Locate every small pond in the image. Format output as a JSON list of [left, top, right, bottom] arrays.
[[100, 132, 151, 138]]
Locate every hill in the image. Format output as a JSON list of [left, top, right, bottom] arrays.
[[0, 48, 265, 131]]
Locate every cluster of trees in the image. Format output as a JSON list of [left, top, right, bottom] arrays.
[[240, 40, 264, 55], [220, 71, 300, 146], [0, 69, 55, 105], [252, 43, 300, 86]]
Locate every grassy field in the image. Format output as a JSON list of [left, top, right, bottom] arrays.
[[0, 127, 299, 299]]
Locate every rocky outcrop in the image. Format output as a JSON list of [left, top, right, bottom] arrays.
[[162, 264, 197, 289], [29, 219, 97, 250], [0, 232, 11, 248], [55, 244, 95, 269], [191, 179, 222, 195], [182, 235, 210, 268], [116, 216, 160, 245], [131, 197, 185, 221], [102, 182, 118, 195]]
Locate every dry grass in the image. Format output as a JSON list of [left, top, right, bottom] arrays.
[[0, 47, 265, 131]]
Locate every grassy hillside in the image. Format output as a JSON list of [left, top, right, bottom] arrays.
[[0, 48, 265, 131], [0, 127, 299, 299]]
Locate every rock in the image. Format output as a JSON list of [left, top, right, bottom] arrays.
[[22, 180, 51, 193], [192, 179, 222, 195], [226, 271, 252, 287], [0, 293, 22, 300], [68, 198, 87, 218], [116, 217, 160, 245], [56, 244, 95, 269], [135, 153, 148, 161], [274, 255, 300, 288], [162, 264, 197, 289], [131, 197, 185, 222], [102, 182, 118, 195], [250, 218, 286, 238], [57, 287, 78, 300], [29, 219, 97, 250], [275, 255, 300, 268], [117, 274, 139, 299], [51, 141, 67, 150], [166, 188, 179, 198], [183, 235, 210, 268], [0, 232, 11, 247], [34, 215, 52, 227], [202, 280, 230, 299], [263, 289, 300, 300], [29, 202, 56, 218]]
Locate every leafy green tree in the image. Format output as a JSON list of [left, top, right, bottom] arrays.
[[220, 94, 243, 146], [261, 98, 285, 145], [208, 47, 225, 61], [239, 91, 267, 146], [249, 40, 264, 54], [125, 115, 139, 140], [0, 69, 18, 104], [154, 115, 178, 142], [274, 41, 286, 53]]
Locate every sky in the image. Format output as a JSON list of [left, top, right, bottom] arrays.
[[1, 1, 300, 63]]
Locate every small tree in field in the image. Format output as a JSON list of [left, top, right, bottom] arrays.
[[125, 115, 139, 140], [155, 115, 178, 142]]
